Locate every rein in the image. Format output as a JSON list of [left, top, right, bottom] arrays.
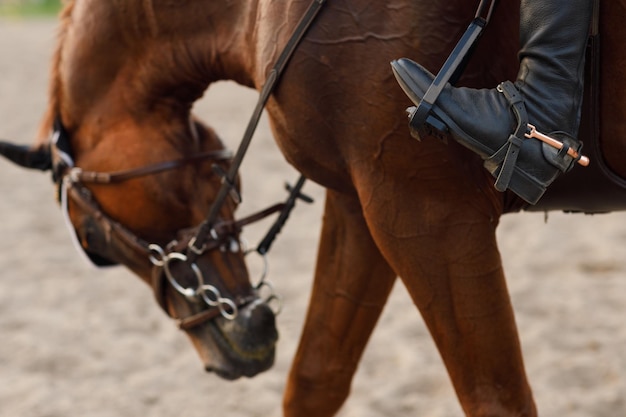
[[186, 0, 327, 261], [54, 0, 326, 330], [146, 0, 326, 328]]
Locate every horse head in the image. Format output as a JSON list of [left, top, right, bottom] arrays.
[[0, 0, 277, 380]]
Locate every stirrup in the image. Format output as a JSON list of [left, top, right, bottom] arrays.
[[408, 0, 497, 138]]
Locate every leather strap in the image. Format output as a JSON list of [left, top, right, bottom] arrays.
[[409, 0, 496, 132], [74, 149, 233, 184], [149, 203, 286, 328], [187, 0, 325, 261], [485, 81, 530, 191], [67, 183, 152, 264]]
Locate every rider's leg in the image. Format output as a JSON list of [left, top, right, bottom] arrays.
[[391, 0, 593, 204]]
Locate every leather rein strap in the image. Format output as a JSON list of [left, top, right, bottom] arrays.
[[186, 0, 327, 261]]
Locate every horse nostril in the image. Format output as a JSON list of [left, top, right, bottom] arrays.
[[221, 300, 278, 343], [248, 301, 277, 333]]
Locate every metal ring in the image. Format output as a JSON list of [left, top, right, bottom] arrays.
[[218, 298, 238, 320], [200, 284, 221, 307], [68, 167, 83, 182], [255, 279, 275, 295], [162, 252, 203, 300], [200, 285, 238, 320], [148, 244, 166, 267], [256, 280, 282, 316], [265, 294, 283, 316], [245, 250, 269, 288]]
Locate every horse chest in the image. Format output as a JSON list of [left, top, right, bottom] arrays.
[[267, 109, 353, 192]]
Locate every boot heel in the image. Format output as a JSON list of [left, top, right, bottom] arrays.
[[493, 165, 547, 204]]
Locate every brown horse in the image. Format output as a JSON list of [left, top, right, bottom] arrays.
[[1, 0, 625, 416]]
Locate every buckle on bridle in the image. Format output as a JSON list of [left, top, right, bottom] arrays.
[[187, 236, 208, 255]]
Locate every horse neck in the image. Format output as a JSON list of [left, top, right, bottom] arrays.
[[41, 0, 259, 147]]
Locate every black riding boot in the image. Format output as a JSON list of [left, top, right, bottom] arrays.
[[391, 0, 593, 204]]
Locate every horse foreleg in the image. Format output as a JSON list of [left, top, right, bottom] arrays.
[[283, 190, 396, 417], [366, 209, 537, 417]]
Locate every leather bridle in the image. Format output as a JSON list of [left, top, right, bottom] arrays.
[[52, 0, 326, 330], [55, 135, 290, 329]]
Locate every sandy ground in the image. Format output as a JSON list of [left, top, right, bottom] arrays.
[[1, 18, 626, 417]]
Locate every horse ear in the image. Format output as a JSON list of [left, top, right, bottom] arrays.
[[0, 141, 52, 171]]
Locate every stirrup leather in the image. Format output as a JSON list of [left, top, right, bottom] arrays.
[[408, 0, 497, 136]]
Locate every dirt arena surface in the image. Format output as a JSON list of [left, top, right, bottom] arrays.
[[1, 18, 625, 417]]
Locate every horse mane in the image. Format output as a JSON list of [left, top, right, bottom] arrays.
[[35, 0, 74, 148]]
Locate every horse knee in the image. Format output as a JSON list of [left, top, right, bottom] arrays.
[[283, 368, 352, 417], [460, 388, 537, 417]]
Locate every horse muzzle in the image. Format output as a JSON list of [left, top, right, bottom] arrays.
[[195, 299, 278, 380]]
